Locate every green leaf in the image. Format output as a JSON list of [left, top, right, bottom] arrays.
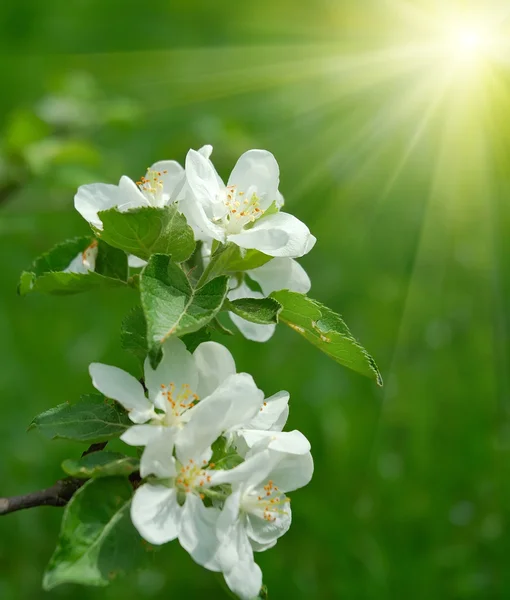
[[120, 306, 148, 364], [18, 237, 128, 296], [29, 394, 132, 443], [98, 205, 195, 263], [181, 328, 212, 352], [95, 240, 128, 281], [271, 291, 383, 386], [225, 297, 282, 325], [199, 243, 272, 285], [62, 451, 139, 479], [140, 254, 229, 366], [207, 316, 234, 336], [43, 477, 145, 589]]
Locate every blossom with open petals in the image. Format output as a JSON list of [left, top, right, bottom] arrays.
[[210, 443, 314, 599], [89, 338, 263, 477], [182, 146, 316, 257], [75, 160, 185, 230], [130, 438, 222, 571]]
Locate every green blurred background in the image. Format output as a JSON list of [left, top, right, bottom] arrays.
[[1, 0, 510, 598]]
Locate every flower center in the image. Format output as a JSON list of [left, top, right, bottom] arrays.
[[221, 184, 265, 234], [175, 459, 213, 498], [242, 479, 290, 523], [136, 168, 168, 205], [158, 383, 199, 427]]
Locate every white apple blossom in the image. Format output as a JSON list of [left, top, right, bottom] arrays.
[[74, 159, 185, 230], [63, 240, 98, 274], [130, 436, 223, 571], [182, 146, 316, 258], [210, 442, 314, 599], [89, 338, 263, 477]]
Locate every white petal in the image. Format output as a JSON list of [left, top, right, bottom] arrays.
[[210, 450, 274, 490], [228, 212, 315, 258], [88, 363, 154, 424], [116, 175, 151, 212], [74, 182, 122, 230], [120, 424, 165, 446], [227, 149, 279, 210], [248, 257, 311, 296], [64, 252, 90, 274], [248, 391, 290, 432], [246, 496, 291, 544], [198, 144, 213, 159], [149, 160, 185, 203], [143, 337, 198, 410], [64, 242, 98, 274], [140, 430, 177, 478], [193, 341, 236, 399], [227, 282, 276, 343], [265, 451, 314, 493], [128, 255, 147, 268], [179, 494, 221, 571], [240, 429, 311, 455], [250, 538, 277, 552], [176, 373, 263, 460], [221, 523, 262, 600], [180, 197, 224, 243], [185, 149, 221, 206], [224, 559, 262, 600], [229, 313, 276, 343], [131, 484, 182, 545]]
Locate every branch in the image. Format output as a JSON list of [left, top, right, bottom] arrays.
[[0, 477, 83, 515], [0, 441, 108, 516]]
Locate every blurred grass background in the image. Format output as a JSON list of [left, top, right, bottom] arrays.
[[1, 0, 510, 598]]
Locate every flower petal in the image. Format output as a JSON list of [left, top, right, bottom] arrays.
[[228, 212, 315, 258], [229, 313, 276, 343], [221, 523, 262, 600], [131, 484, 182, 545], [248, 391, 290, 432], [240, 429, 311, 455], [185, 149, 221, 207], [120, 424, 165, 446], [227, 281, 276, 343], [140, 429, 177, 478], [176, 373, 263, 461], [227, 149, 279, 210], [211, 450, 274, 490], [149, 160, 185, 204], [116, 175, 151, 212], [127, 255, 148, 268], [179, 494, 221, 572], [246, 495, 291, 544], [64, 252, 91, 275], [250, 538, 277, 552], [248, 257, 311, 296], [74, 182, 122, 230], [193, 341, 236, 399], [265, 451, 314, 493], [88, 363, 154, 423], [144, 337, 198, 410]]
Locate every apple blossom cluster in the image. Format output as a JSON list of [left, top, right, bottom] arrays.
[[74, 145, 315, 342], [73, 146, 316, 598], [90, 337, 312, 599], [19, 143, 380, 599]]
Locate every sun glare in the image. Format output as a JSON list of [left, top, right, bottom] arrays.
[[451, 26, 487, 61]]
